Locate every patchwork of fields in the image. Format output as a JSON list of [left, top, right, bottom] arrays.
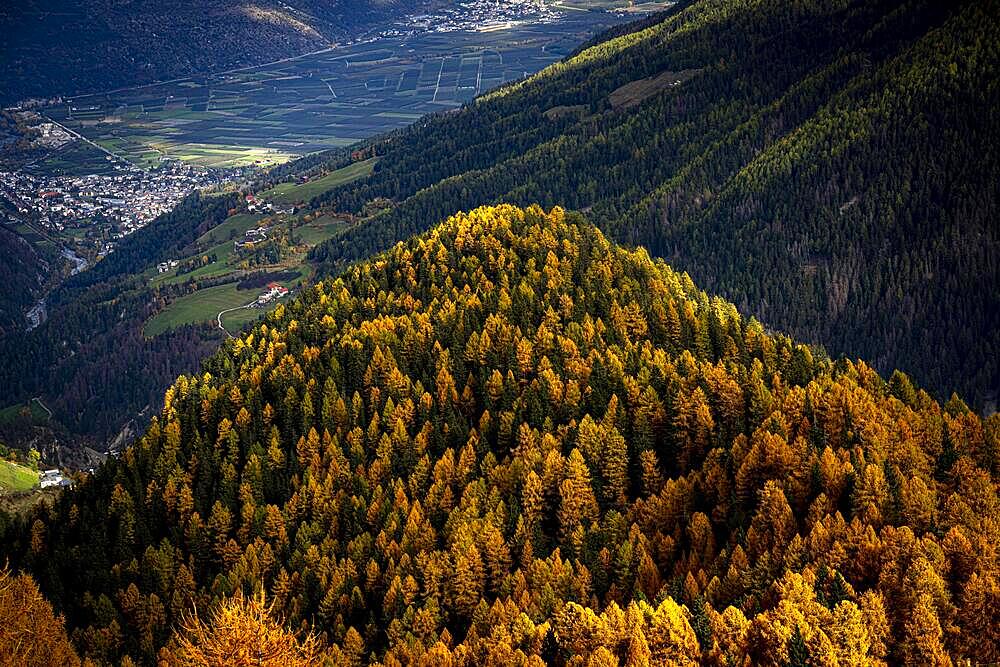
[[43, 11, 634, 168], [143, 210, 347, 336]]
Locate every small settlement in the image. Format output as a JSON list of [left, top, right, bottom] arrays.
[[39, 469, 72, 489], [256, 282, 289, 307]]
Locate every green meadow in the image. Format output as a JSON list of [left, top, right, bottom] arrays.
[[0, 460, 38, 493], [262, 158, 377, 204]]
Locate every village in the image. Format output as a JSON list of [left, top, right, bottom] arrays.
[[397, 0, 553, 35], [0, 161, 236, 249]]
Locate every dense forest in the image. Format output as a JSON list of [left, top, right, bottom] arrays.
[[306, 0, 999, 411], [4, 205, 997, 665], [0, 226, 46, 337]]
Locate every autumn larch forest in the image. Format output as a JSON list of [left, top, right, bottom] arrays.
[[0, 1, 998, 666], [2, 205, 997, 665]]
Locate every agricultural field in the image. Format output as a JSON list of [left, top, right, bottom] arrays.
[[41, 10, 636, 168], [20, 141, 119, 178], [0, 459, 38, 493], [144, 213, 345, 335]]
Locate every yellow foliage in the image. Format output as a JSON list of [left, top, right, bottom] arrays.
[[159, 591, 322, 667], [0, 566, 80, 667]]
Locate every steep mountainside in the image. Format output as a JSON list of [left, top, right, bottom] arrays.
[[0, 227, 45, 337], [5, 206, 998, 664], [305, 0, 1000, 410], [0, 0, 446, 105], [0, 194, 238, 442]]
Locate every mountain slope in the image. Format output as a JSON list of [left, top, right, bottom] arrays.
[[0, 193, 238, 444], [0, 0, 445, 105], [5, 205, 998, 664], [305, 0, 1000, 410], [0, 227, 45, 337]]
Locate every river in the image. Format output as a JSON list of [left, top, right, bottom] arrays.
[[26, 246, 89, 330]]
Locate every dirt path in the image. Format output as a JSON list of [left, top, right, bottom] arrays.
[[216, 303, 252, 338]]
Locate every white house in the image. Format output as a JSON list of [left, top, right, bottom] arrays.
[[39, 469, 72, 489]]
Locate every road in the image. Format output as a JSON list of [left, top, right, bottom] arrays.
[[216, 303, 253, 339], [31, 397, 53, 419]]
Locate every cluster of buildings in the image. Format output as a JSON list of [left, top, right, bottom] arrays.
[[39, 469, 72, 489], [401, 0, 552, 34], [245, 193, 293, 215], [156, 259, 180, 274], [235, 224, 272, 250], [245, 193, 271, 213], [0, 162, 227, 243], [255, 281, 289, 306]]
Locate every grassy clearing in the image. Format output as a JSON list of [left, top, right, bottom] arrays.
[[144, 283, 256, 336], [221, 307, 266, 331], [195, 213, 265, 247], [294, 215, 348, 245], [0, 399, 50, 425], [0, 460, 38, 493], [609, 69, 701, 109], [263, 158, 377, 204]]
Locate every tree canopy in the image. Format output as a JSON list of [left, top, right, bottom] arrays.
[[3, 205, 997, 665]]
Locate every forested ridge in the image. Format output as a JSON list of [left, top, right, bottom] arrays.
[[0, 226, 46, 337], [4, 205, 998, 665], [307, 0, 1000, 411]]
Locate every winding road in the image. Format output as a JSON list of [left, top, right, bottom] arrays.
[[216, 303, 253, 339]]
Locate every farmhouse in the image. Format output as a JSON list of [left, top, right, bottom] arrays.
[[39, 469, 72, 489], [246, 226, 269, 240], [234, 225, 270, 250], [255, 282, 289, 306]]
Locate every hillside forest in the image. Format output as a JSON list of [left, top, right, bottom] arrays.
[[3, 206, 997, 665], [307, 0, 1000, 412]]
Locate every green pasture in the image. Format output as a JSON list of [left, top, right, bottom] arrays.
[[144, 283, 255, 336], [263, 158, 377, 204], [0, 460, 39, 493], [0, 399, 51, 425], [294, 216, 348, 245]]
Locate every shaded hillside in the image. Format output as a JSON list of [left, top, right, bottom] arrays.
[[307, 0, 1000, 410], [0, 0, 445, 105], [5, 205, 998, 664], [0, 227, 44, 337], [0, 193, 238, 441]]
